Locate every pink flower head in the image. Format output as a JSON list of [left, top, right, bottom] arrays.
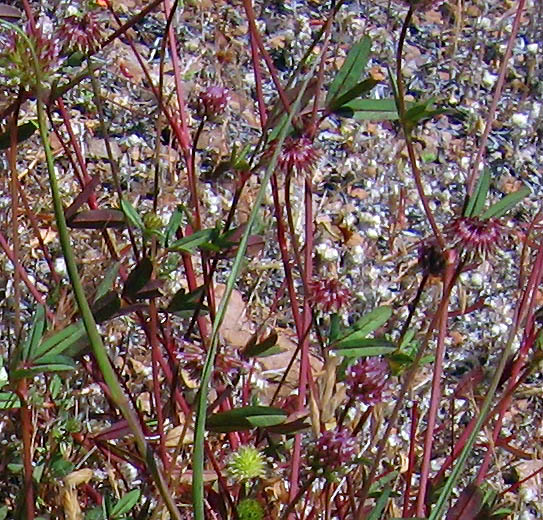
[[276, 136, 319, 177], [309, 278, 351, 314], [200, 86, 229, 117], [346, 357, 389, 405], [58, 11, 103, 54], [309, 428, 358, 477], [446, 216, 506, 260], [0, 22, 60, 88]]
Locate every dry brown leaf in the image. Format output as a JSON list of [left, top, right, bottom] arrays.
[[213, 284, 254, 348], [165, 425, 194, 447]]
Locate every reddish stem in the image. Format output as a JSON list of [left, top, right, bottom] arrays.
[[466, 0, 527, 196], [416, 250, 456, 515]]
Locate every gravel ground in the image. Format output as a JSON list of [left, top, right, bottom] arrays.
[[1, 0, 543, 517]]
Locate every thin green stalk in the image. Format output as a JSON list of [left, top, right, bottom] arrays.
[[192, 66, 323, 520], [428, 332, 517, 519], [1, 21, 182, 519], [36, 96, 182, 520]]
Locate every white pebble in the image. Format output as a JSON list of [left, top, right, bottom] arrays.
[[511, 113, 529, 128], [482, 71, 497, 88]]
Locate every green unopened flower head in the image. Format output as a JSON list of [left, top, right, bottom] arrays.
[[237, 498, 264, 520], [227, 445, 267, 483]]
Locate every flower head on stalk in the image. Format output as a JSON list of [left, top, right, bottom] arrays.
[[199, 86, 229, 118], [308, 278, 351, 314], [265, 135, 320, 179], [346, 357, 390, 405], [0, 22, 60, 90], [58, 10, 103, 54], [227, 446, 267, 483], [445, 216, 506, 261], [307, 428, 359, 481]]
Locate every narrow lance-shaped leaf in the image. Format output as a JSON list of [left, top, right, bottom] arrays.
[[110, 489, 141, 517], [243, 331, 280, 358], [33, 321, 86, 360], [64, 174, 101, 220], [67, 209, 126, 229], [169, 228, 217, 253], [0, 121, 37, 150], [481, 185, 531, 220], [167, 285, 207, 314], [339, 98, 400, 121], [120, 198, 144, 229], [327, 78, 378, 113], [339, 305, 392, 342], [326, 35, 371, 105], [122, 257, 153, 299], [164, 206, 184, 247], [366, 487, 392, 520], [94, 262, 121, 303], [464, 168, 491, 218], [91, 291, 121, 324], [332, 337, 397, 358], [22, 305, 46, 361], [206, 406, 287, 433]]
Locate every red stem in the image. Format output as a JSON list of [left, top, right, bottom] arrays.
[[17, 380, 35, 520], [416, 250, 456, 515], [403, 402, 419, 517], [466, 0, 527, 196], [241, 0, 291, 117], [0, 231, 54, 320]]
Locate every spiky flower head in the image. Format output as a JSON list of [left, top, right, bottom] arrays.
[[143, 211, 163, 230], [346, 357, 390, 405], [309, 278, 351, 314], [58, 10, 103, 54], [227, 446, 267, 483], [237, 498, 265, 520], [275, 136, 319, 178], [0, 22, 60, 90], [199, 86, 229, 118], [446, 216, 506, 260], [308, 428, 359, 480]]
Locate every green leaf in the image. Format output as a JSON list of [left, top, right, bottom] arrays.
[[464, 168, 490, 217], [120, 198, 144, 229], [168, 228, 217, 254], [91, 291, 121, 323], [110, 489, 141, 517], [206, 406, 287, 433], [122, 257, 153, 299], [33, 321, 86, 360], [327, 78, 378, 112], [345, 306, 392, 340], [344, 98, 400, 120], [0, 121, 38, 150], [326, 36, 371, 105], [67, 209, 126, 229], [367, 487, 392, 520], [167, 285, 207, 314], [329, 313, 341, 343], [94, 263, 121, 302], [243, 332, 279, 358], [332, 337, 397, 357], [22, 305, 46, 361], [11, 356, 76, 379], [0, 505, 8, 520], [50, 455, 74, 478], [0, 392, 21, 409], [164, 206, 184, 247], [480, 185, 531, 220]]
